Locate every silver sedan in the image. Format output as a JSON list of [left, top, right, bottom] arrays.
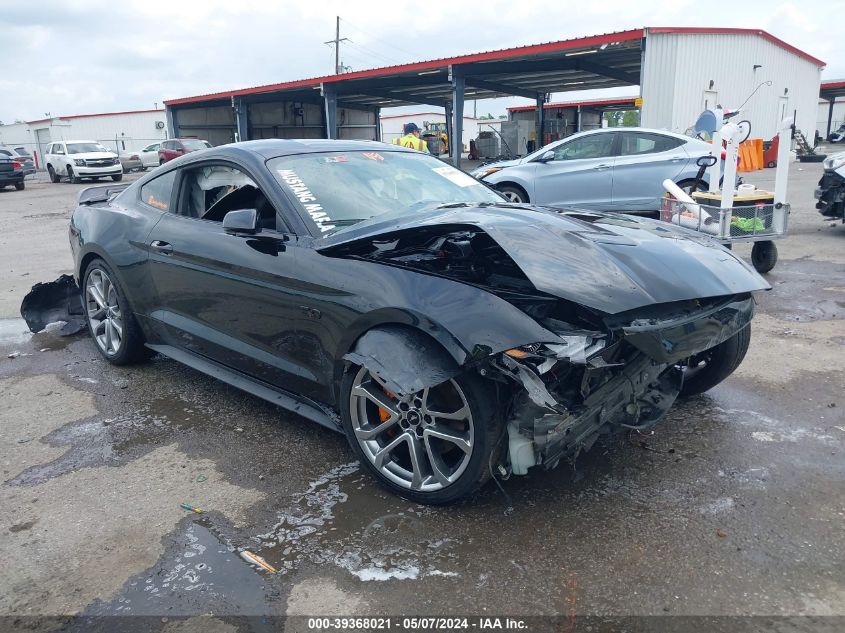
[[472, 127, 719, 212]]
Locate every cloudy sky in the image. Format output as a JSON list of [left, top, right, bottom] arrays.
[[0, 0, 841, 123]]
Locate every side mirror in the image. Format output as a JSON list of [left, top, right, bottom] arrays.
[[223, 208, 260, 234], [536, 150, 555, 163]]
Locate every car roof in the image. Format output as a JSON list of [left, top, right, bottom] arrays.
[[207, 139, 418, 160], [53, 140, 100, 145]]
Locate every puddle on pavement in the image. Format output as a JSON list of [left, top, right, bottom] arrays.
[[755, 259, 845, 322], [0, 316, 82, 354], [247, 462, 465, 583], [6, 395, 218, 486], [0, 318, 33, 346], [84, 519, 284, 619]]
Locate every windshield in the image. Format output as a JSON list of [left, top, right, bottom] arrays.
[[67, 142, 110, 154], [183, 139, 212, 151], [269, 150, 502, 235]]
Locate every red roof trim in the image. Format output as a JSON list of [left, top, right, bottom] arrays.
[[25, 109, 164, 125], [821, 80, 845, 90], [379, 112, 480, 120], [508, 97, 637, 112], [164, 29, 645, 106], [648, 27, 825, 67]]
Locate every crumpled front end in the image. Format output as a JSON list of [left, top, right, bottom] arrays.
[[490, 294, 754, 474]]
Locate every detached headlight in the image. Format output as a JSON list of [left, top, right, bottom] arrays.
[[473, 166, 503, 180], [73, 159, 85, 166], [505, 334, 606, 371], [823, 155, 845, 171]]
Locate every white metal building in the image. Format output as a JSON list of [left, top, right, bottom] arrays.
[[639, 28, 823, 140], [0, 109, 167, 169]]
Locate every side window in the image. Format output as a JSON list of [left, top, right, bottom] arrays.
[[160, 141, 170, 150], [54, 144, 65, 155], [146, 144, 160, 152], [140, 170, 178, 211], [619, 132, 683, 156], [0, 149, 12, 157], [553, 134, 615, 161], [175, 164, 279, 230], [46, 144, 53, 154]]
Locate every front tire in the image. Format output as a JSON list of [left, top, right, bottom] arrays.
[[83, 259, 149, 365], [498, 185, 528, 203], [14, 181, 24, 190], [112, 173, 123, 182], [679, 325, 751, 396], [67, 166, 80, 184], [340, 365, 502, 504]]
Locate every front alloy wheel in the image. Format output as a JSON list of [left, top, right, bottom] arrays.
[[85, 268, 124, 356], [342, 365, 499, 503]]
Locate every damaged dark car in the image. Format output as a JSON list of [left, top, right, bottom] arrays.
[[60, 139, 769, 503]]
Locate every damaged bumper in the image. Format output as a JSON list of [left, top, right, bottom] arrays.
[[491, 295, 753, 473], [20, 274, 86, 336]]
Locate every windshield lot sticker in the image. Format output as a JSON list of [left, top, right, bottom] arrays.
[[362, 152, 385, 161], [321, 155, 348, 163], [277, 169, 336, 233], [432, 166, 478, 187]]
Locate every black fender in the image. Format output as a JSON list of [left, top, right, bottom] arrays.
[[343, 324, 461, 397]]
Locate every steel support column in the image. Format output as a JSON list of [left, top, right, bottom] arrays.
[[373, 107, 381, 141], [321, 83, 338, 139], [827, 99, 836, 138], [233, 97, 249, 142], [536, 94, 545, 150], [444, 101, 453, 154], [449, 67, 465, 168], [576, 105, 582, 132], [165, 107, 178, 139]]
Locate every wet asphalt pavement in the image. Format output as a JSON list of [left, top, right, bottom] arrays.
[[0, 162, 843, 632]]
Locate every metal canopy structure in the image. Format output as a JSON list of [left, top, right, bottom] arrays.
[[820, 79, 845, 137], [164, 26, 825, 167], [165, 29, 645, 167]]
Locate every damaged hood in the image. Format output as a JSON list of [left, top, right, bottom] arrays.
[[318, 204, 770, 314]]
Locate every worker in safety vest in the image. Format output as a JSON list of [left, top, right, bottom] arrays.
[[391, 122, 428, 153]]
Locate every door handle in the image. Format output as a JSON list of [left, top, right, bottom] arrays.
[[670, 155, 684, 161], [593, 164, 611, 170], [150, 240, 173, 255]]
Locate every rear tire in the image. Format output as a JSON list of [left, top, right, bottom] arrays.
[[82, 258, 150, 365], [498, 185, 529, 204], [676, 178, 707, 196], [340, 365, 502, 504], [48, 165, 60, 183], [679, 325, 751, 396], [751, 241, 777, 274]]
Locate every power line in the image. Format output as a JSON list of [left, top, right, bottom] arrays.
[[340, 17, 420, 61]]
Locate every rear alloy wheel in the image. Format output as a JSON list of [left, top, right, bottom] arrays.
[[83, 259, 149, 365], [498, 185, 528, 203], [341, 365, 500, 504], [679, 325, 751, 396]]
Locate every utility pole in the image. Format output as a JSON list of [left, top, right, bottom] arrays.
[[324, 16, 349, 74]]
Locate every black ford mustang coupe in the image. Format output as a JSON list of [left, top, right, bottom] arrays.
[[68, 139, 769, 503]]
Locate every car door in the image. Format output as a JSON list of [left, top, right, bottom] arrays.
[[51, 143, 69, 174], [610, 131, 689, 211], [141, 143, 160, 167], [530, 132, 616, 209], [145, 159, 312, 394]]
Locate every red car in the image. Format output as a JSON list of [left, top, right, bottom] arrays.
[[158, 138, 212, 164]]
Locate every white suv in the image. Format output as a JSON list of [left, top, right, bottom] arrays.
[[45, 140, 122, 184]]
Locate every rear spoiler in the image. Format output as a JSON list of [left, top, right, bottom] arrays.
[[78, 183, 131, 206]]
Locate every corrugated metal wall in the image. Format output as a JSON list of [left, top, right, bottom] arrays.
[[65, 112, 167, 153], [642, 31, 822, 140]]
